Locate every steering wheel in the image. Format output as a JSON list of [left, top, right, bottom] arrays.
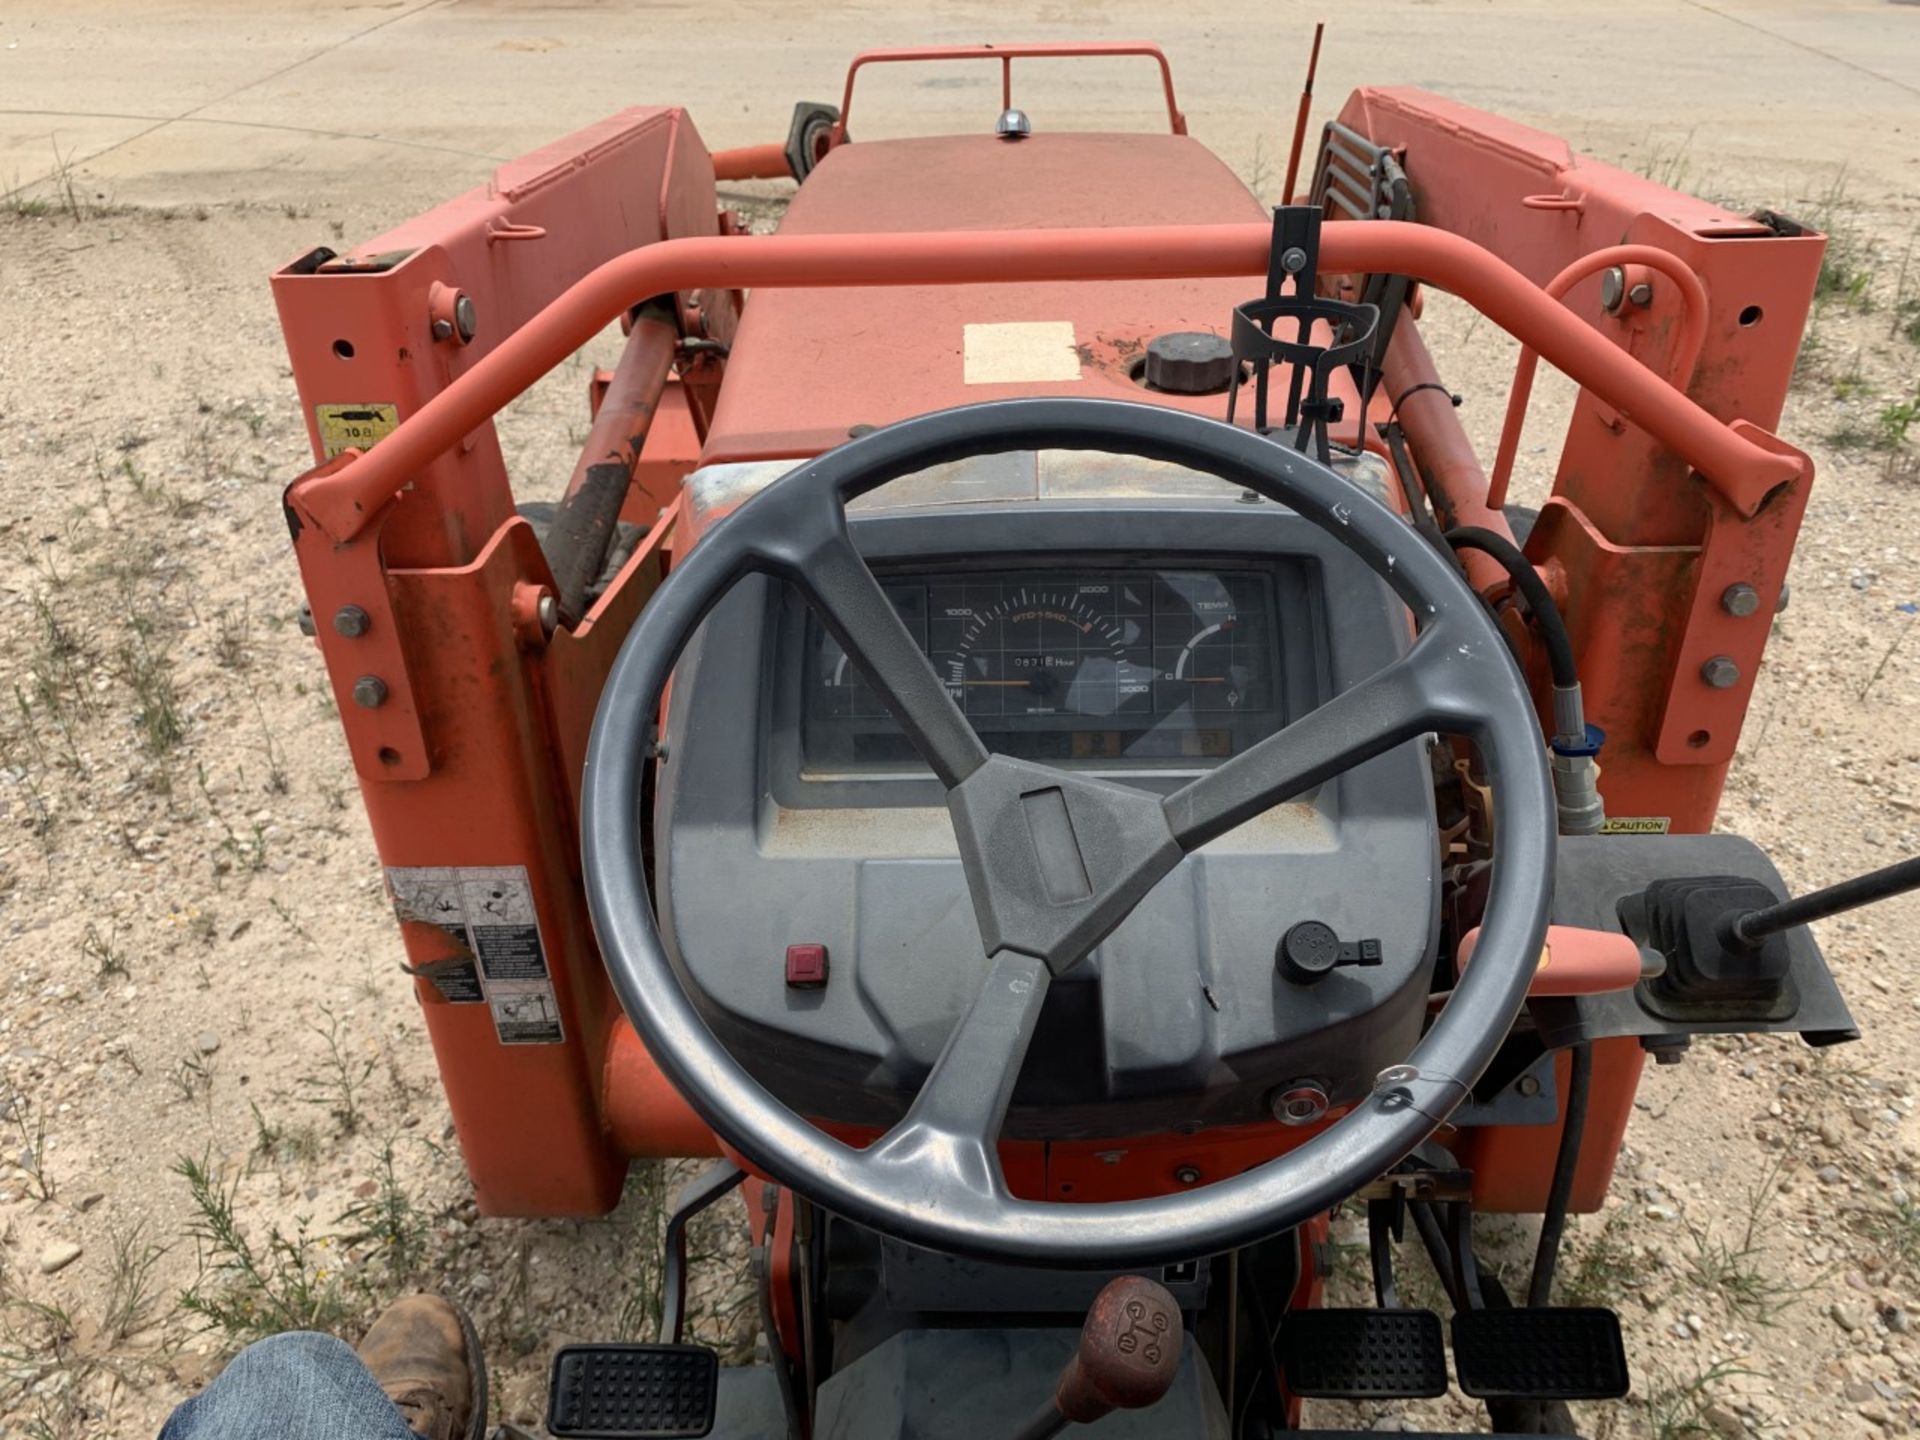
[[583, 398, 1553, 1267]]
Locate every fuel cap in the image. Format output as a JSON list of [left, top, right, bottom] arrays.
[[1143, 332, 1236, 395]]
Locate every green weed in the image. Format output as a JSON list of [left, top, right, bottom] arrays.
[[174, 1153, 351, 1347]]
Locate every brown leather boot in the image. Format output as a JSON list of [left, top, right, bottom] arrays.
[[355, 1294, 488, 1440]]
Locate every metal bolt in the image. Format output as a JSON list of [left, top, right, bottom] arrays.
[[1627, 280, 1654, 307], [430, 288, 478, 345], [352, 675, 389, 709], [1599, 266, 1627, 313], [1700, 655, 1741, 689], [1516, 1073, 1543, 1098], [1647, 1036, 1690, 1067], [1280, 246, 1309, 275], [296, 604, 315, 637], [333, 604, 371, 638], [537, 593, 559, 636], [994, 108, 1032, 141], [1174, 1165, 1202, 1186], [1776, 581, 1791, 614], [1720, 583, 1761, 618]]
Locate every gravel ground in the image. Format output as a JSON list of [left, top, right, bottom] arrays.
[[2, 135, 1918, 1439]]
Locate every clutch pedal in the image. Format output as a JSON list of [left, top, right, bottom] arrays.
[[546, 1343, 719, 1438], [1451, 1307, 1629, 1400], [1278, 1308, 1448, 1399]]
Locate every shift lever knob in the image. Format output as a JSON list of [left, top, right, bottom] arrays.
[[1054, 1275, 1183, 1424]]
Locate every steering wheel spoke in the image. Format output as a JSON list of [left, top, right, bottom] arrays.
[[1164, 624, 1479, 852], [757, 493, 988, 790], [861, 951, 1051, 1205]]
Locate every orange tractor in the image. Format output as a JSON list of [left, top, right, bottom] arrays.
[[275, 41, 1880, 1437]]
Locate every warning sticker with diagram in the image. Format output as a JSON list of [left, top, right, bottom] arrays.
[[385, 864, 564, 1044]]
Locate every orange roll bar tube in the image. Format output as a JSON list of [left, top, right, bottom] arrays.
[[287, 222, 1798, 544], [1378, 313, 1516, 594], [711, 143, 792, 182]]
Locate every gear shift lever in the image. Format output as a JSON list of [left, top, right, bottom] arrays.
[[1012, 1275, 1183, 1440]]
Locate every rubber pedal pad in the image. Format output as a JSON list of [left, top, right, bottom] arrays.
[[546, 1343, 719, 1438], [1277, 1307, 1448, 1399], [1450, 1306, 1630, 1400]]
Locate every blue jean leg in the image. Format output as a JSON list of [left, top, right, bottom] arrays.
[[159, 1331, 418, 1440]]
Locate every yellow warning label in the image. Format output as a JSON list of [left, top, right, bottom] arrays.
[[316, 403, 400, 459], [1600, 816, 1672, 835]]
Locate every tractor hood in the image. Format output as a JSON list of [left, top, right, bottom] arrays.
[[700, 132, 1294, 464]]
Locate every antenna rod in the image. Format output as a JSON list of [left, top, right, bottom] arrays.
[[1731, 854, 1920, 946], [1281, 22, 1326, 204]]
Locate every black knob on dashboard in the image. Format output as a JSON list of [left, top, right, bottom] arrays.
[[1278, 920, 1342, 985], [1144, 332, 1236, 395], [1277, 922, 1385, 985]]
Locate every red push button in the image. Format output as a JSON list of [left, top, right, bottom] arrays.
[[785, 943, 829, 989]]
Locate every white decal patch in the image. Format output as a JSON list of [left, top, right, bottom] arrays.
[[387, 864, 565, 1044], [962, 321, 1082, 384]]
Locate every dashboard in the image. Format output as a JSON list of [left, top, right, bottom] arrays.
[[655, 472, 1443, 1137], [802, 566, 1283, 769]]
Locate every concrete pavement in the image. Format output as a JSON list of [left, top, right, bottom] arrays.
[[1, 1, 1915, 220]]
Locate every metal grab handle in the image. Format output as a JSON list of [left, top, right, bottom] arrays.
[[833, 43, 1186, 141], [1488, 242, 1711, 510]]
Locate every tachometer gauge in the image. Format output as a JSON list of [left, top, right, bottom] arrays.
[[804, 566, 1279, 767], [944, 586, 1152, 720]]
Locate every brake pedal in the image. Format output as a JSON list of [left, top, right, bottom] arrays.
[[1278, 1308, 1448, 1399], [546, 1343, 719, 1438], [1451, 1307, 1629, 1400]]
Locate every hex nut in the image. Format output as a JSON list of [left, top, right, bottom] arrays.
[[1720, 583, 1761, 618], [352, 675, 389, 709], [1700, 656, 1741, 689], [427, 282, 476, 346], [333, 604, 371, 638]]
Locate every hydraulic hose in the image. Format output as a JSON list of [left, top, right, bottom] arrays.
[[1443, 526, 1605, 834], [1527, 1042, 1593, 1307], [1442, 526, 1576, 690]]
